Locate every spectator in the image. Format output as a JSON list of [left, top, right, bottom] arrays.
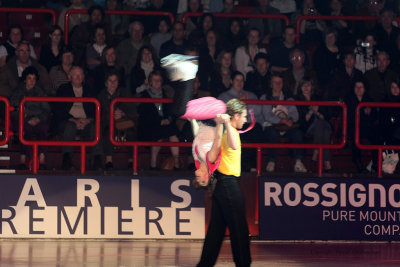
[[261, 73, 307, 173], [218, 71, 264, 171], [248, 0, 283, 41], [245, 52, 271, 98], [344, 80, 378, 172], [130, 45, 160, 95], [10, 66, 50, 170], [198, 29, 222, 92], [270, 0, 297, 16], [117, 21, 150, 77], [0, 24, 37, 62], [137, 70, 180, 170], [39, 25, 65, 72], [353, 0, 385, 39], [379, 79, 400, 146], [328, 0, 356, 47], [143, 0, 172, 35], [86, 25, 108, 70], [295, 77, 332, 172], [188, 13, 215, 48], [328, 52, 364, 101], [89, 46, 125, 94], [220, 18, 247, 52], [180, 0, 203, 35], [313, 28, 343, 91], [98, 71, 136, 171], [105, 0, 129, 43], [354, 32, 378, 73], [159, 22, 188, 59], [70, 5, 112, 66], [150, 18, 172, 59], [375, 8, 400, 60], [49, 46, 74, 96], [282, 48, 319, 97], [269, 26, 307, 72], [1, 42, 51, 96], [234, 28, 267, 77], [364, 51, 398, 102], [209, 50, 234, 97], [214, 0, 235, 35], [58, 0, 88, 33], [53, 66, 103, 170]]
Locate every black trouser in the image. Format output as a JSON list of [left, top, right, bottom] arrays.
[[197, 171, 251, 267]]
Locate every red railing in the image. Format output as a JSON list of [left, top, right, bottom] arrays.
[[182, 12, 290, 26], [110, 98, 347, 177], [296, 15, 379, 43], [0, 96, 14, 146], [64, 9, 175, 44], [0, 7, 57, 25], [19, 97, 101, 174], [355, 102, 400, 177]]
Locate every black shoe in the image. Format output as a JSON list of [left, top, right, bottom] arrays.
[[17, 163, 28, 170], [105, 162, 113, 171], [92, 155, 103, 170], [62, 154, 72, 170]]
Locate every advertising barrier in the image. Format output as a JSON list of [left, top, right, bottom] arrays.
[[259, 177, 400, 241], [0, 175, 205, 239]]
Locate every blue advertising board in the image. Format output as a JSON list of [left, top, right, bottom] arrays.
[[259, 177, 400, 241], [0, 175, 205, 239]]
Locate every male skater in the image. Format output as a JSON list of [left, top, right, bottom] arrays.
[[197, 98, 251, 267]]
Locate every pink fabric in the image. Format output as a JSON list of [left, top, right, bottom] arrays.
[[181, 97, 226, 120], [238, 109, 255, 134]]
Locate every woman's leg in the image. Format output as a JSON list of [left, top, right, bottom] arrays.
[[169, 135, 180, 168]]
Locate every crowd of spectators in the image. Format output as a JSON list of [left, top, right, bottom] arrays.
[[1, 0, 400, 174]]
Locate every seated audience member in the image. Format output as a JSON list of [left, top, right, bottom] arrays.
[[49, 46, 74, 96], [130, 46, 160, 95], [209, 50, 234, 97], [98, 71, 136, 171], [58, 0, 88, 33], [248, 0, 283, 41], [143, 0, 173, 35], [10, 66, 51, 170], [137, 70, 180, 170], [159, 22, 188, 59], [150, 18, 172, 59], [234, 28, 267, 78], [179, 0, 203, 35], [328, 52, 363, 101], [327, 0, 355, 47], [1, 24, 37, 62], [116, 21, 150, 77], [379, 80, 400, 146], [220, 18, 247, 52], [245, 52, 271, 98], [188, 13, 215, 48], [375, 8, 400, 61], [295, 77, 332, 172], [364, 51, 398, 102], [354, 32, 378, 73], [261, 73, 307, 173], [39, 25, 65, 72], [344, 80, 378, 173], [53, 66, 103, 170], [313, 28, 343, 92], [198, 29, 222, 92], [292, 0, 325, 46], [218, 71, 264, 171], [2, 42, 50, 96], [353, 0, 384, 40], [86, 25, 108, 71], [90, 46, 125, 94], [269, 26, 307, 73], [282, 48, 319, 97], [214, 0, 235, 35], [104, 0, 129, 43], [70, 5, 112, 66]]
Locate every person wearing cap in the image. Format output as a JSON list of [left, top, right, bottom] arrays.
[[49, 46, 74, 96]]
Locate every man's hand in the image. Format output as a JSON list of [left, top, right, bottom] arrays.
[[160, 119, 170, 125], [281, 118, 293, 127]]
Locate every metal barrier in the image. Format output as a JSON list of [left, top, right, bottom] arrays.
[[19, 97, 101, 174], [0, 96, 14, 146], [64, 9, 175, 44], [0, 7, 57, 25], [182, 12, 290, 26], [355, 102, 400, 177], [110, 98, 347, 177], [295, 15, 379, 43]]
